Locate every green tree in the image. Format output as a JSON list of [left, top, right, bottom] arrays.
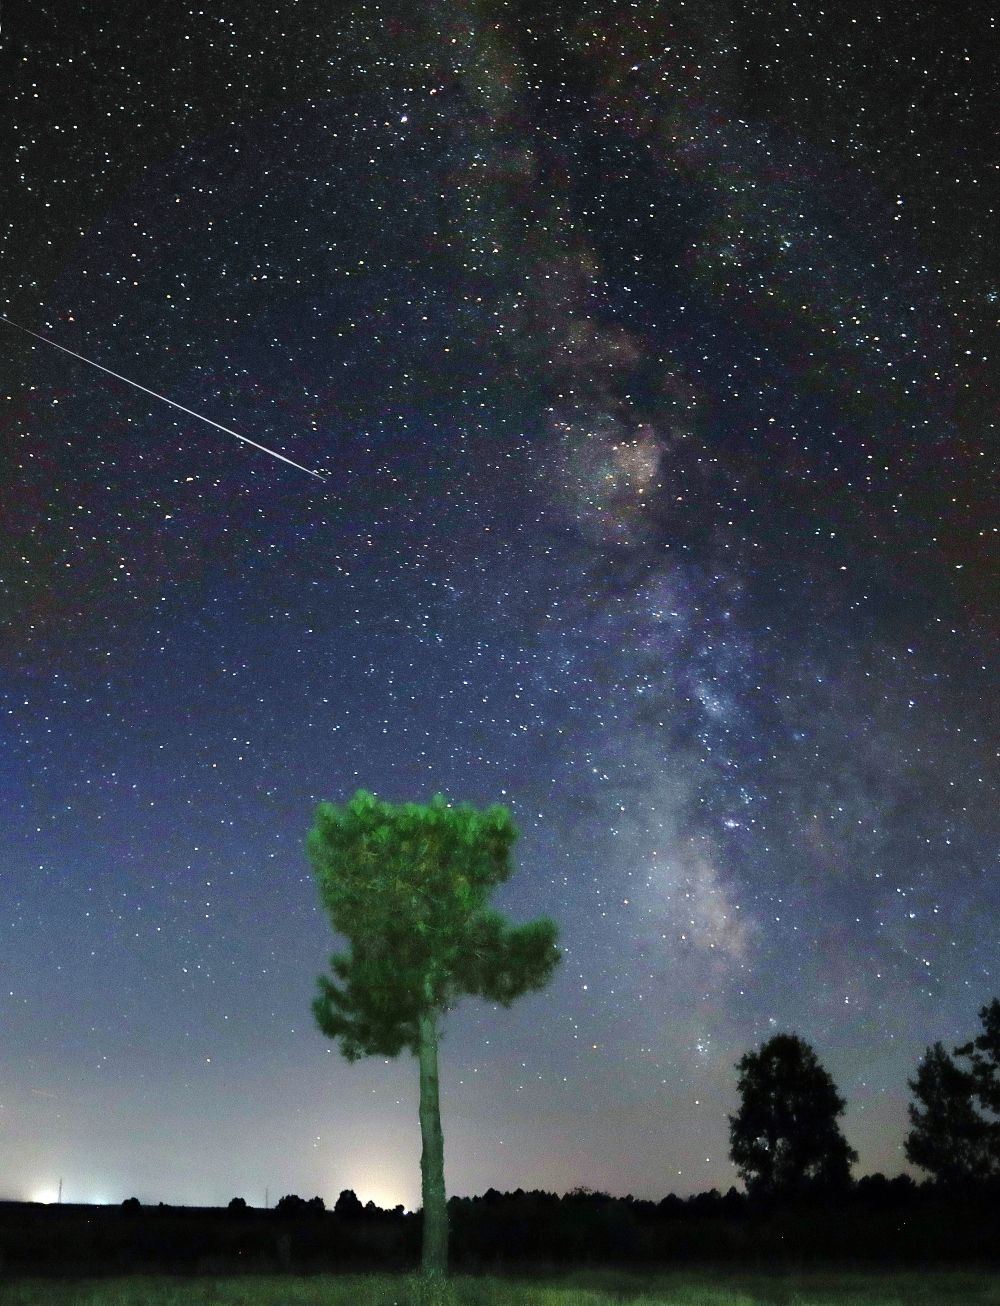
[[905, 999, 1000, 1185], [728, 1033, 857, 1197], [307, 790, 560, 1280]]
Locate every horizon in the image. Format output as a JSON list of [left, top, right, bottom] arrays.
[[1, 1167, 927, 1213]]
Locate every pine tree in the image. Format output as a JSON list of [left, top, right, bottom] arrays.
[[905, 999, 1000, 1185], [307, 790, 560, 1279], [728, 1033, 857, 1197], [956, 998, 1000, 1116]]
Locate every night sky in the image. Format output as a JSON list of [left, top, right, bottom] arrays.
[[2, 2, 996, 1211]]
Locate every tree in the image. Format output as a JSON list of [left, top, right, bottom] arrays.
[[728, 1033, 857, 1197], [308, 790, 560, 1280], [956, 998, 1000, 1116], [334, 1188, 365, 1219], [905, 999, 1000, 1185]]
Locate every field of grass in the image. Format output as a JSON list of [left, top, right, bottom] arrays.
[[2, 1269, 998, 1306]]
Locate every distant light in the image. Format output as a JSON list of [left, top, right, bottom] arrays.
[[337, 1164, 409, 1213]]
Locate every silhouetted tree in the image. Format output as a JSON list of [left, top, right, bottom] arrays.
[[275, 1193, 306, 1215], [308, 790, 560, 1280], [334, 1188, 364, 1219], [728, 1033, 857, 1197], [227, 1196, 248, 1212], [905, 999, 1000, 1184], [957, 998, 1000, 1116]]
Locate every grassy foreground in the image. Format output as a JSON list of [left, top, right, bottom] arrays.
[[2, 1270, 998, 1306]]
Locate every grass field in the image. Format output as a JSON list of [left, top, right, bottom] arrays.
[[2, 1269, 998, 1306]]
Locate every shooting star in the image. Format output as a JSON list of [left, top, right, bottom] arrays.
[[1, 315, 327, 480]]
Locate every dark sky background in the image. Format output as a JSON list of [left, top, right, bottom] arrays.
[[1, 1, 996, 1210]]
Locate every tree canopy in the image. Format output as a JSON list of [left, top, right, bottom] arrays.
[[308, 790, 560, 1278], [905, 998, 1000, 1185], [728, 1033, 857, 1197]]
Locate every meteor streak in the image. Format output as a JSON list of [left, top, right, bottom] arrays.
[[1, 315, 327, 480]]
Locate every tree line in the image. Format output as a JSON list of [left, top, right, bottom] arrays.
[[7, 1167, 998, 1275]]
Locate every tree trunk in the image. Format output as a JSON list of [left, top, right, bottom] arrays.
[[418, 991, 448, 1279]]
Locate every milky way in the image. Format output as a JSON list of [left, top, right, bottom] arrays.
[[1, 1, 995, 1208]]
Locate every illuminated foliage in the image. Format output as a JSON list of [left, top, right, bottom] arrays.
[[308, 790, 560, 1277]]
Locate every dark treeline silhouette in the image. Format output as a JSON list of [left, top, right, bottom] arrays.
[[1, 1176, 999, 1276], [3, 999, 998, 1276]]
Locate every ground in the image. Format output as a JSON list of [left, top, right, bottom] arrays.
[[2, 1269, 998, 1306]]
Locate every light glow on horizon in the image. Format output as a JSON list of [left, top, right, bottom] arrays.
[[335, 1167, 410, 1213]]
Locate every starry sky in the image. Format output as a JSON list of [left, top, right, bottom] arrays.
[[1, 1, 996, 1211]]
